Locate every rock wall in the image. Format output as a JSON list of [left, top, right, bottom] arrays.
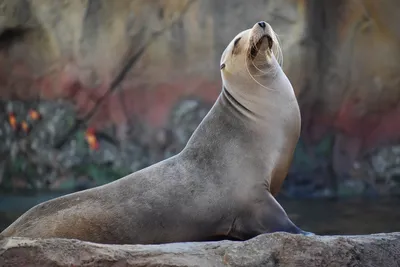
[[0, 0, 400, 197]]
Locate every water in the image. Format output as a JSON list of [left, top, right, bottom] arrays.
[[1, 192, 399, 235], [280, 197, 400, 235]]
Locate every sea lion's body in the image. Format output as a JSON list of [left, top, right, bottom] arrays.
[[1, 21, 312, 244]]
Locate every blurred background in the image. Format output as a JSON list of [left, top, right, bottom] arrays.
[[0, 0, 399, 235]]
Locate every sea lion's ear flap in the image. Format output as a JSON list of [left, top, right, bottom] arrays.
[[267, 35, 273, 50], [220, 63, 226, 70]]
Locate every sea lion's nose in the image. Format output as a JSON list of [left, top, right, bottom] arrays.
[[258, 21, 266, 29]]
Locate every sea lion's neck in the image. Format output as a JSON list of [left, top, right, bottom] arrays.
[[222, 86, 269, 122], [180, 92, 271, 182], [223, 69, 296, 123]]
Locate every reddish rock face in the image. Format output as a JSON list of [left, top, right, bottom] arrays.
[[1, 0, 400, 190]]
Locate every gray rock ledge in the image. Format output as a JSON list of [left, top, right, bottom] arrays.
[[1, 232, 399, 267]]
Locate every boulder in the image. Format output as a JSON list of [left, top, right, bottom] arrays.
[[1, 233, 399, 267]]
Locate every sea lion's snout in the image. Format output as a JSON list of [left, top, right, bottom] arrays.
[[257, 21, 266, 29], [249, 21, 274, 60], [253, 21, 272, 34]]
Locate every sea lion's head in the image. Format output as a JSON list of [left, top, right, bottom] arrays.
[[220, 21, 282, 89]]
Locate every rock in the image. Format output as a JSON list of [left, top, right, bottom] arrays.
[[1, 0, 400, 195], [0, 233, 399, 267], [350, 145, 400, 196], [2, 0, 399, 149], [164, 98, 211, 157]]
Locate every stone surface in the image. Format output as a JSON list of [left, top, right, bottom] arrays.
[[350, 145, 400, 196], [0, 233, 400, 267], [0, 98, 212, 192], [1, 0, 400, 196]]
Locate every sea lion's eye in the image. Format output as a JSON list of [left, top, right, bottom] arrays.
[[233, 37, 241, 47]]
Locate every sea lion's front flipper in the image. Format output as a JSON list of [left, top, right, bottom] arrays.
[[232, 191, 314, 240]]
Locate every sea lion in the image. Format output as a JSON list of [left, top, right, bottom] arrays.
[[1, 21, 313, 244]]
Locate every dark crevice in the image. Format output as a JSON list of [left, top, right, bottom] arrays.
[[0, 28, 29, 49], [301, 1, 346, 196]]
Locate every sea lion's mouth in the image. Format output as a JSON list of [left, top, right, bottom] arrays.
[[249, 35, 272, 60]]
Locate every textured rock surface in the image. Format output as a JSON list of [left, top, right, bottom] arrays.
[[1, 0, 400, 196], [0, 233, 400, 267], [1, 0, 399, 145]]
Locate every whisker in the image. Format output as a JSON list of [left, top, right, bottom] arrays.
[[272, 30, 284, 67], [245, 49, 277, 91], [249, 41, 275, 75]]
